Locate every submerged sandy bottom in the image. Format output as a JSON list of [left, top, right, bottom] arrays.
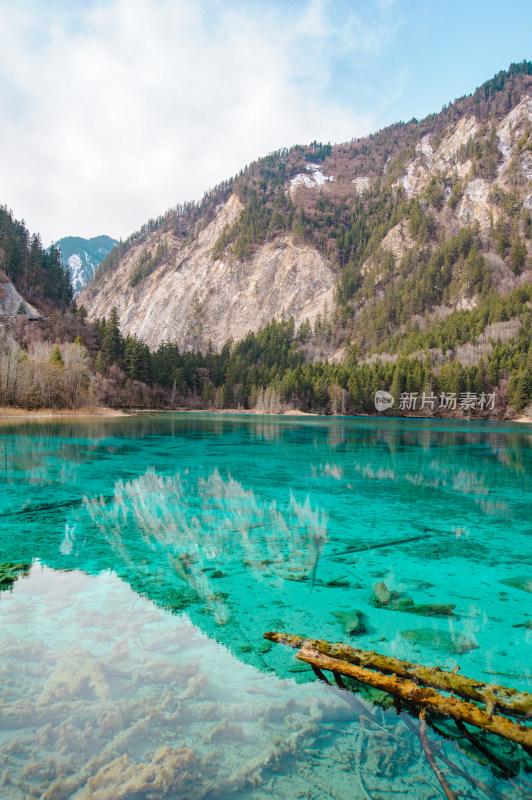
[[0, 565, 526, 800]]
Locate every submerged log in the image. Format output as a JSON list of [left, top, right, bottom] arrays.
[[263, 632, 532, 719], [294, 645, 532, 749]]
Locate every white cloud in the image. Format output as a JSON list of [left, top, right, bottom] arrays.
[[0, 0, 394, 243]]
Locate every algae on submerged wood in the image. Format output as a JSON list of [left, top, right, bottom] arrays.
[[264, 632, 532, 719]]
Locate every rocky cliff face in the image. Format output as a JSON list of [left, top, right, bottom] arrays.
[[81, 65, 532, 356], [82, 194, 335, 351], [0, 271, 40, 318]]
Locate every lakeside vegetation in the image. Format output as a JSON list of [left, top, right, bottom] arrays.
[[2, 301, 531, 417]]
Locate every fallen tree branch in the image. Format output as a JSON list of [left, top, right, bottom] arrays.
[[328, 529, 438, 557], [401, 714, 503, 800], [454, 719, 515, 778], [293, 645, 532, 749], [418, 708, 457, 800], [263, 632, 532, 719]]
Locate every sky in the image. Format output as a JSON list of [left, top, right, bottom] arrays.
[[0, 0, 530, 244]]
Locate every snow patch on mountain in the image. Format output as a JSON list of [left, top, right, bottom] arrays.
[[56, 235, 119, 294], [68, 254, 86, 293], [289, 163, 333, 195]]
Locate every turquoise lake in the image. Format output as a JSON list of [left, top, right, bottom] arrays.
[[0, 413, 531, 798]]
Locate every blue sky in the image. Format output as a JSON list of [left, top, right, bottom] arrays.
[[0, 0, 530, 243]]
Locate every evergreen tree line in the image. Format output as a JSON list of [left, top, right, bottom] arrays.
[[347, 225, 495, 349], [0, 206, 73, 308], [89, 307, 532, 414], [382, 284, 532, 355]]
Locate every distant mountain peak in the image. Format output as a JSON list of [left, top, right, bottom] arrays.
[[55, 234, 118, 294]]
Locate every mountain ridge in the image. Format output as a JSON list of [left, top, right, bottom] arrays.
[[2, 63, 531, 417], [82, 61, 532, 360]]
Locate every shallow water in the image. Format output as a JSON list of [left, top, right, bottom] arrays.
[[0, 413, 531, 798]]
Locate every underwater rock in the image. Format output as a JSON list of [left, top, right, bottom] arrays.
[[77, 746, 202, 800], [371, 581, 455, 617], [501, 576, 532, 593], [398, 602, 456, 618], [332, 609, 367, 636], [401, 628, 478, 655], [371, 581, 413, 609], [373, 581, 393, 604]]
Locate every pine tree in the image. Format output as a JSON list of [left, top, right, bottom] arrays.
[[50, 345, 64, 367], [102, 307, 123, 366], [94, 350, 106, 374], [507, 369, 531, 411], [390, 364, 403, 400], [487, 358, 499, 386], [510, 237, 527, 274]]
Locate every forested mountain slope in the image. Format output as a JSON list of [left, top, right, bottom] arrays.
[[83, 62, 532, 367], [0, 206, 73, 314]]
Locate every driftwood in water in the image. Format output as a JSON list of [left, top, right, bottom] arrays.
[[328, 528, 439, 558], [263, 632, 532, 719], [293, 645, 532, 749]]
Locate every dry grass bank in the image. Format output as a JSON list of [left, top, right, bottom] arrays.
[[0, 406, 128, 420]]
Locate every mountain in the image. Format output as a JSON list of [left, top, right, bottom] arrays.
[[56, 235, 118, 294], [82, 63, 531, 353], [79, 62, 532, 414], [83, 194, 335, 351]]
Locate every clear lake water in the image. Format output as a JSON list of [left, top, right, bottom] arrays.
[[0, 413, 531, 799]]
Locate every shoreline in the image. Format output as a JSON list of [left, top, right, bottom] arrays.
[[0, 406, 128, 420], [0, 405, 530, 424]]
